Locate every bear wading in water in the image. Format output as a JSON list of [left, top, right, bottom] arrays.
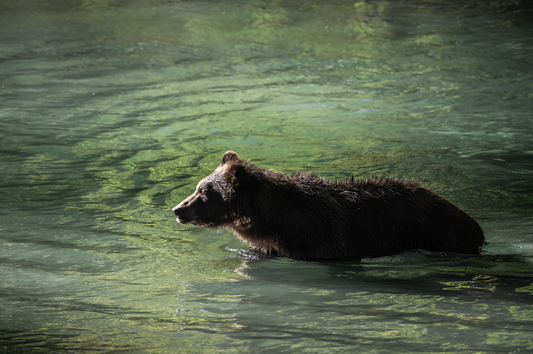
[[172, 151, 485, 260]]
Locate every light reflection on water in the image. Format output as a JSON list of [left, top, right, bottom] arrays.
[[1, 0, 532, 352]]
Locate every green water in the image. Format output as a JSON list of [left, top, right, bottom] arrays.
[[1, 0, 533, 352]]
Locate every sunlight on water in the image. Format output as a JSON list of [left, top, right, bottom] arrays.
[[1, 0, 533, 352]]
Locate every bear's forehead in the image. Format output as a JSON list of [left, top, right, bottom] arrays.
[[196, 165, 231, 191]]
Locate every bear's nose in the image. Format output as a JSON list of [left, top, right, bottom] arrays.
[[172, 206, 180, 216]]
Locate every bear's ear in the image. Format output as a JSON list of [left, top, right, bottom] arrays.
[[222, 151, 240, 165]]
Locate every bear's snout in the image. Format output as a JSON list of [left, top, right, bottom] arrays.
[[173, 204, 195, 225], [172, 205, 182, 222], [173, 193, 201, 224], [172, 202, 190, 224]]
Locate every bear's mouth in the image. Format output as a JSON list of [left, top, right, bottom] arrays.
[[176, 216, 191, 224], [175, 215, 201, 226], [173, 206, 193, 225]]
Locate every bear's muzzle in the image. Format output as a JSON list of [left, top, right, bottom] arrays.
[[172, 193, 201, 225], [172, 205, 183, 223], [173, 202, 192, 224]]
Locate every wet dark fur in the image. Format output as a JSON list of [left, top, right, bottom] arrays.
[[173, 151, 485, 260]]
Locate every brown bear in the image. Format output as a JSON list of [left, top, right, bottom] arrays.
[[172, 151, 485, 260]]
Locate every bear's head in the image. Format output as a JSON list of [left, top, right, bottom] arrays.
[[172, 151, 246, 228]]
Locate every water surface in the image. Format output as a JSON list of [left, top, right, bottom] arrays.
[[1, 0, 533, 352]]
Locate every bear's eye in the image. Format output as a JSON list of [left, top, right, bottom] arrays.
[[202, 183, 214, 194]]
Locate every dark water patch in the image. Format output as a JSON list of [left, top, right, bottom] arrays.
[[184, 254, 533, 352]]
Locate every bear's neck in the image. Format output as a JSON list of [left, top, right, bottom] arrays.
[[230, 170, 296, 254]]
